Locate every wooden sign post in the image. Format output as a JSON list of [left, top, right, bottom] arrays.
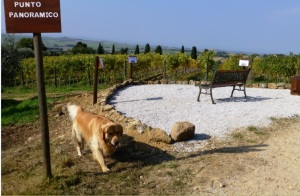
[[93, 56, 104, 105], [239, 59, 250, 70], [3, 0, 62, 179], [128, 56, 137, 79]]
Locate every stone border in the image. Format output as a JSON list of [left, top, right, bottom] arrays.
[[96, 80, 172, 144], [96, 79, 291, 144]]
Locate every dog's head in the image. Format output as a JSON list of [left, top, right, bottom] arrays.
[[102, 123, 123, 148]]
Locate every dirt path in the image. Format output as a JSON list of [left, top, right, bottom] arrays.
[[189, 118, 300, 195], [224, 120, 300, 195], [2, 92, 300, 195]]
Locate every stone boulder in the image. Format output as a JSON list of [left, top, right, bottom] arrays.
[[52, 103, 65, 116], [126, 120, 149, 134], [148, 128, 172, 144], [268, 83, 277, 89], [259, 83, 268, 88], [189, 80, 196, 85], [170, 121, 195, 142], [101, 104, 115, 112], [160, 79, 168, 84]]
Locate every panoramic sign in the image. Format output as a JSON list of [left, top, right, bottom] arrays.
[[239, 59, 249, 67], [98, 57, 104, 69], [128, 56, 137, 63], [4, 0, 61, 33]]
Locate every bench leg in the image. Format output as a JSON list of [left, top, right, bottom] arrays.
[[210, 87, 216, 104], [231, 85, 247, 100], [230, 85, 235, 97], [197, 86, 202, 102]]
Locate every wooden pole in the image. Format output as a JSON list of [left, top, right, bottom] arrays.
[[163, 59, 167, 80], [93, 56, 99, 105], [33, 33, 52, 178], [53, 64, 57, 88], [129, 63, 133, 80], [206, 58, 209, 82], [123, 60, 127, 81]]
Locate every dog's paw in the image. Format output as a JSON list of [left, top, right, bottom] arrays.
[[102, 167, 110, 173]]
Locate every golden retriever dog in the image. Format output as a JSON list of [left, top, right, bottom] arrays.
[[67, 103, 123, 172]]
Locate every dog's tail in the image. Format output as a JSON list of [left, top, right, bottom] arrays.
[[67, 103, 81, 121]]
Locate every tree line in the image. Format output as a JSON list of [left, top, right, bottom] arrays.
[[1, 35, 300, 87]]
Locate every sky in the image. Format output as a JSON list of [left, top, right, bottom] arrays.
[[1, 0, 300, 54]]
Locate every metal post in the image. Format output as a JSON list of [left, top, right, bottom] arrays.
[[33, 33, 52, 178], [129, 63, 133, 80], [163, 59, 167, 80], [206, 58, 209, 82], [53, 64, 57, 88], [93, 56, 99, 105], [123, 60, 127, 81]]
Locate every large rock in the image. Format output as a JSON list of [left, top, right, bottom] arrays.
[[102, 104, 115, 112], [126, 120, 148, 134], [268, 83, 277, 89], [160, 79, 168, 84], [189, 80, 196, 85], [170, 121, 195, 142], [277, 82, 286, 88], [148, 128, 172, 144], [259, 83, 268, 88]]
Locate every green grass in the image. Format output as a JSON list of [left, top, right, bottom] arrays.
[[171, 72, 202, 81], [1, 96, 61, 127], [247, 126, 267, 135], [1, 97, 40, 126], [231, 132, 244, 140], [1, 83, 111, 127], [2, 83, 110, 99]]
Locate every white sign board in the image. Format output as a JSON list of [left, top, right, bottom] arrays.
[[128, 56, 137, 63], [99, 57, 104, 69], [239, 60, 249, 67]]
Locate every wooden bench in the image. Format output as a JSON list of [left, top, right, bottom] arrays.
[[196, 69, 251, 104]]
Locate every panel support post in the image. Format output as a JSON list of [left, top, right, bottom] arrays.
[[33, 33, 52, 178], [93, 56, 99, 105]]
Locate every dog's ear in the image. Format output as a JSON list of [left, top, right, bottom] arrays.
[[115, 124, 123, 136], [101, 123, 114, 140], [100, 124, 109, 140]]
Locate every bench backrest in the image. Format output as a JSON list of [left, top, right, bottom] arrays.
[[212, 69, 250, 85]]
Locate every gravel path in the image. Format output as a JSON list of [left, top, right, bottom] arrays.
[[109, 84, 300, 138]]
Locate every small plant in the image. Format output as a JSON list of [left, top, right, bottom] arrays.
[[231, 132, 244, 140], [168, 162, 178, 169], [247, 126, 258, 132], [247, 126, 266, 135]]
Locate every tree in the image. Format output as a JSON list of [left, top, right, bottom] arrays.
[[18, 48, 34, 59], [1, 35, 21, 86], [144, 43, 150, 54], [97, 43, 105, 54], [198, 49, 216, 80], [134, 45, 140, 54], [191, 46, 197, 59], [220, 54, 243, 70], [18, 37, 47, 51], [155, 45, 162, 55], [71, 42, 95, 54], [120, 47, 128, 54], [180, 45, 185, 53], [111, 44, 115, 55]]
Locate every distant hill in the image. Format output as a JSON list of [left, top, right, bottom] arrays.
[[42, 36, 187, 54], [1, 33, 255, 55], [1, 34, 184, 54]]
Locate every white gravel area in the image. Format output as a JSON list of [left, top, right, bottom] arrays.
[[109, 84, 300, 138]]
